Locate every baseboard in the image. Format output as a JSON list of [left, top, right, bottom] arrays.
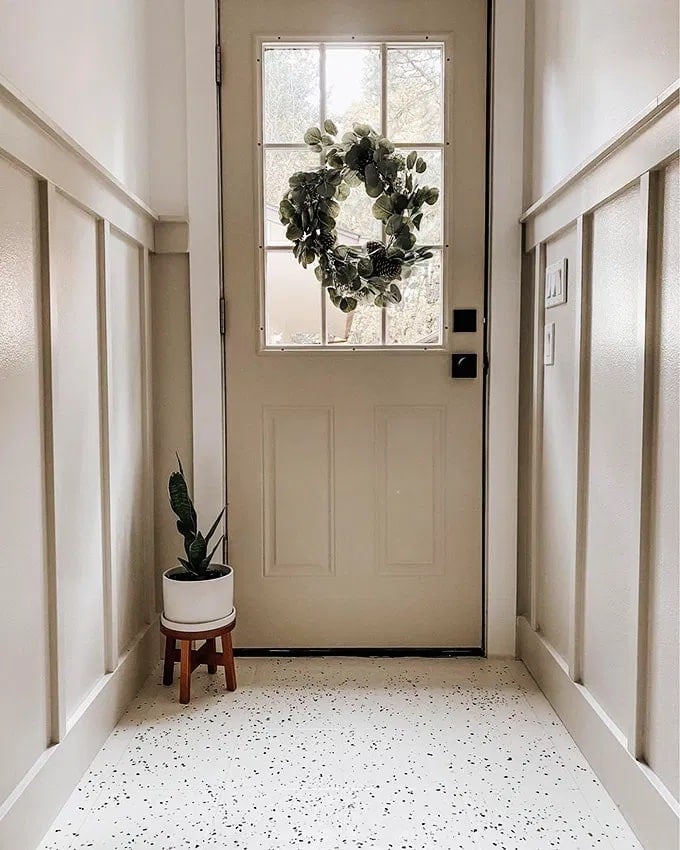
[[517, 616, 679, 850], [0, 620, 158, 850]]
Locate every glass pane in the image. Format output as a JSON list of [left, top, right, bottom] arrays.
[[263, 47, 320, 143], [335, 182, 382, 244], [408, 149, 442, 245], [325, 46, 381, 137], [326, 299, 382, 346], [264, 149, 320, 245], [386, 251, 442, 345], [265, 251, 321, 346], [387, 47, 443, 142]]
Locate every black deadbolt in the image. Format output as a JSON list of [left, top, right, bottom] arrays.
[[451, 353, 477, 379]]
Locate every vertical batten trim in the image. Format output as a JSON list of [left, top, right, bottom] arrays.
[[139, 247, 157, 621], [630, 170, 658, 759], [96, 219, 117, 673], [528, 243, 545, 631], [570, 214, 592, 683], [37, 180, 64, 743]]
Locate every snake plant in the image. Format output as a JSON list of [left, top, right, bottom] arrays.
[[168, 454, 225, 580]]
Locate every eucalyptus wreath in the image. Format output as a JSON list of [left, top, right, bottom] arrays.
[[278, 120, 440, 313]]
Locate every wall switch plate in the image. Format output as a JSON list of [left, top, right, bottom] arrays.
[[545, 258, 567, 308], [544, 322, 555, 366]]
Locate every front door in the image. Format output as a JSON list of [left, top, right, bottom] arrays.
[[221, 0, 487, 648]]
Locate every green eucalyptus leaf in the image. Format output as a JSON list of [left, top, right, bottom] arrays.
[[386, 214, 404, 235], [372, 195, 393, 220], [286, 223, 303, 241], [303, 126, 322, 145], [357, 257, 373, 277]]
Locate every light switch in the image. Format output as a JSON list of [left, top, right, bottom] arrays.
[[544, 322, 555, 366], [545, 258, 567, 308]]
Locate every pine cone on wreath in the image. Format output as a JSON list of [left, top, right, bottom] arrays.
[[374, 256, 402, 280]]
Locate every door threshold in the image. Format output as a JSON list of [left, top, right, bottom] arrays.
[[234, 647, 485, 658]]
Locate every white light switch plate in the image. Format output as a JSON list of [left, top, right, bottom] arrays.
[[544, 322, 555, 366], [545, 258, 567, 308]]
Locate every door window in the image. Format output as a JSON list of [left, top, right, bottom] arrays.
[[259, 41, 447, 349]]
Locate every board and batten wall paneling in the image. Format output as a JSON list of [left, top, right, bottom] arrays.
[[50, 190, 107, 723], [0, 86, 158, 847], [644, 158, 680, 800], [536, 226, 578, 661], [107, 229, 148, 657], [517, 71, 680, 850], [517, 84, 679, 849], [0, 157, 51, 806], [582, 183, 643, 738]]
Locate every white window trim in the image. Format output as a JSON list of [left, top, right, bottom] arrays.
[[256, 36, 451, 352]]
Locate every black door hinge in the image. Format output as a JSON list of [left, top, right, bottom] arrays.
[[483, 351, 490, 375], [215, 44, 222, 86], [219, 297, 226, 334]]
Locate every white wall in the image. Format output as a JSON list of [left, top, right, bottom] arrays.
[[0, 0, 152, 202], [147, 0, 189, 215], [525, 0, 679, 203], [0, 0, 189, 213]]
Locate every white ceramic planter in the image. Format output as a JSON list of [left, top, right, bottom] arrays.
[[162, 564, 234, 625]]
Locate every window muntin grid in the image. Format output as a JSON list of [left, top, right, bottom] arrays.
[[260, 41, 446, 349]]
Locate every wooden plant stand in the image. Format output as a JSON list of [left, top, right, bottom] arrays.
[[161, 619, 237, 704]]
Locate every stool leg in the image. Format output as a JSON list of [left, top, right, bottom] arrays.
[[163, 635, 175, 685], [206, 638, 217, 674], [223, 631, 237, 692], [179, 640, 191, 704]]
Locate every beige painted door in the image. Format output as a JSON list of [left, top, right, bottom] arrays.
[[221, 0, 487, 648]]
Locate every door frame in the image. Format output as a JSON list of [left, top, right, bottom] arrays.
[[183, 0, 525, 657]]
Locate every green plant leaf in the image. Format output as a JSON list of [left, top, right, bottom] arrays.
[[303, 126, 322, 145], [406, 151, 417, 170], [201, 535, 224, 571], [357, 257, 373, 277], [286, 223, 303, 241], [353, 123, 371, 137], [372, 195, 393, 220], [204, 507, 226, 545], [188, 532, 207, 567], [168, 470, 196, 536], [323, 119, 338, 135], [415, 157, 427, 173]]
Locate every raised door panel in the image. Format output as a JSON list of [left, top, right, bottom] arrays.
[[0, 159, 50, 804], [376, 406, 446, 576], [51, 192, 105, 720], [263, 406, 334, 577]]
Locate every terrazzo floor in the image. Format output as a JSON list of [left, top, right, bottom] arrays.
[[39, 658, 642, 850]]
